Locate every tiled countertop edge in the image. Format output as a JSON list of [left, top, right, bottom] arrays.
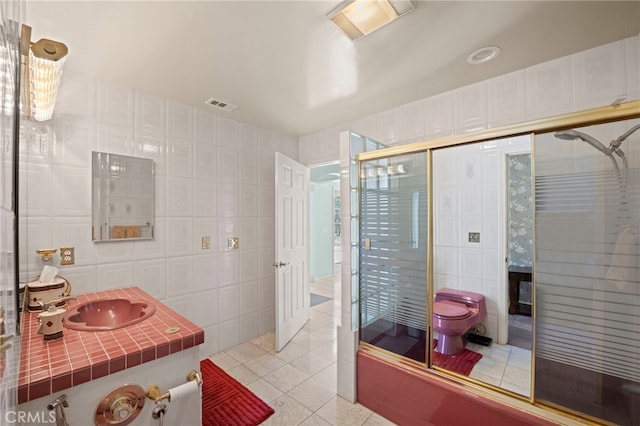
[[17, 287, 204, 404]]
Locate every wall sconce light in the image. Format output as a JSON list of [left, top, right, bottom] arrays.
[[327, 0, 415, 41], [20, 24, 68, 121]]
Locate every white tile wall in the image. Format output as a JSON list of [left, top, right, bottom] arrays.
[[219, 251, 240, 287], [626, 36, 640, 101], [219, 319, 240, 349], [167, 102, 194, 140], [167, 138, 193, 179], [194, 287, 219, 327], [55, 71, 97, 120], [487, 69, 527, 128], [52, 217, 96, 265], [454, 81, 488, 133], [424, 91, 455, 140], [525, 57, 572, 121], [217, 183, 239, 218], [97, 123, 135, 155], [59, 265, 97, 295], [53, 119, 97, 167], [572, 40, 626, 111], [194, 180, 218, 217], [193, 253, 218, 292], [51, 166, 91, 216], [134, 259, 167, 299], [395, 99, 426, 143], [98, 82, 134, 127], [372, 110, 398, 145], [135, 92, 166, 135], [96, 262, 134, 289], [20, 68, 297, 356], [166, 256, 194, 298]]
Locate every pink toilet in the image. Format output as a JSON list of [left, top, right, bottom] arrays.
[[433, 288, 487, 356]]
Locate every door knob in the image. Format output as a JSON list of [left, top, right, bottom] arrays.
[[272, 261, 290, 268]]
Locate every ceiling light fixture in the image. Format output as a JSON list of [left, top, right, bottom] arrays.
[[328, 0, 415, 41], [467, 46, 501, 65], [20, 24, 68, 121]]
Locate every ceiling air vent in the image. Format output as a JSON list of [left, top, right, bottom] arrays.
[[205, 98, 238, 112]]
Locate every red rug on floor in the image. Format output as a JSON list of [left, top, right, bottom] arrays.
[[432, 340, 483, 376], [201, 359, 275, 426]]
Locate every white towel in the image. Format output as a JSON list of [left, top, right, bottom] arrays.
[[605, 225, 639, 289]]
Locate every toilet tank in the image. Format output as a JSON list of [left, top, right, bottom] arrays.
[[435, 288, 487, 316]]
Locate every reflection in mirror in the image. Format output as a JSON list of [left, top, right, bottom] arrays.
[[432, 135, 532, 396], [92, 152, 154, 242]]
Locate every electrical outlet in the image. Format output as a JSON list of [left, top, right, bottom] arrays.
[[228, 237, 239, 250], [202, 236, 211, 250], [468, 232, 480, 243], [60, 246, 75, 265]]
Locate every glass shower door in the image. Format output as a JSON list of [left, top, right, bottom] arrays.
[[359, 151, 429, 363], [534, 119, 640, 425]]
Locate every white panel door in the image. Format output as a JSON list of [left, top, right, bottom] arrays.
[[275, 153, 309, 352]]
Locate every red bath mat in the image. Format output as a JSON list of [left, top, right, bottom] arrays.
[[201, 359, 275, 426], [432, 340, 483, 376]]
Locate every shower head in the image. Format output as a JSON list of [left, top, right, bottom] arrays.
[[554, 130, 611, 155]]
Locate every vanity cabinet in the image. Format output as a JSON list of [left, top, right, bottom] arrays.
[[17, 287, 204, 425]]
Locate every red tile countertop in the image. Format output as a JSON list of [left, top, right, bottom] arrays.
[[18, 287, 204, 404]]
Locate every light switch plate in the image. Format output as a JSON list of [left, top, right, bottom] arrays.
[[202, 236, 211, 250], [468, 232, 480, 243], [60, 246, 75, 265], [228, 237, 239, 250]]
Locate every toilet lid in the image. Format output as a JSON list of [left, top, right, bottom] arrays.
[[433, 301, 470, 319]]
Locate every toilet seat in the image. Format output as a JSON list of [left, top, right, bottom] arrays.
[[433, 301, 470, 319]]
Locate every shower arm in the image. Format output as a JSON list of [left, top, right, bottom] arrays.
[[609, 123, 640, 151]]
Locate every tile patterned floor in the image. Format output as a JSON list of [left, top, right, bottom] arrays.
[[207, 274, 532, 424], [467, 341, 532, 397], [208, 274, 395, 425]]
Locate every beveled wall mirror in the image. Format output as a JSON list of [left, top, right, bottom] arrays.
[[92, 151, 154, 242]]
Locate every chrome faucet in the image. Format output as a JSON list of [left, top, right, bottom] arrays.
[[48, 394, 69, 426], [38, 296, 77, 312]]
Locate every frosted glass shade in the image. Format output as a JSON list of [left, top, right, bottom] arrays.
[[29, 52, 66, 121]]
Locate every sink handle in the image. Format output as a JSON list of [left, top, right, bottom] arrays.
[[40, 296, 77, 312]]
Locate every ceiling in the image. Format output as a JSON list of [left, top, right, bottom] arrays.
[[25, 1, 640, 137]]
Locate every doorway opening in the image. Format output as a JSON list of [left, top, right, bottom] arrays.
[[309, 162, 341, 312]]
